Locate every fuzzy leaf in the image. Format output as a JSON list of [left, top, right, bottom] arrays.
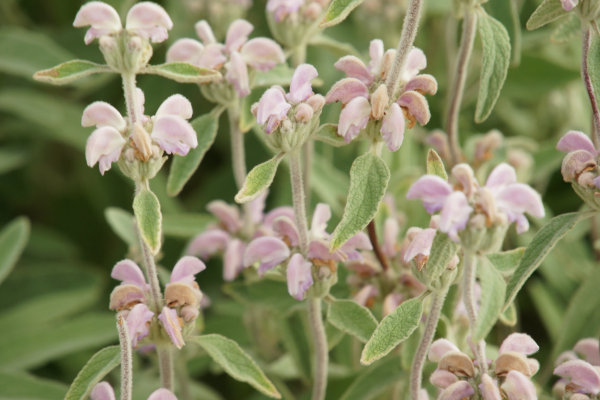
[[361, 297, 424, 365], [64, 346, 120, 400], [320, 0, 366, 28], [311, 124, 347, 147], [0, 372, 68, 400], [475, 10, 511, 123], [327, 299, 378, 343], [340, 356, 405, 400], [499, 301, 518, 327], [330, 152, 390, 251], [142, 63, 221, 83], [309, 35, 361, 57], [504, 211, 595, 311], [551, 13, 579, 43], [474, 256, 507, 341], [195, 334, 281, 398], [426, 149, 448, 180], [167, 111, 220, 196], [425, 232, 459, 281], [485, 247, 525, 275], [33, 60, 112, 85], [132, 189, 162, 254], [526, 0, 570, 30], [0, 217, 30, 286], [104, 208, 137, 247], [235, 153, 284, 203]]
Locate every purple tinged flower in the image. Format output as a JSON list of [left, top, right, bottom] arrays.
[[382, 293, 402, 316], [353, 284, 379, 306], [150, 95, 197, 156], [244, 236, 290, 274], [502, 370, 537, 400], [85, 127, 126, 175], [126, 2, 173, 43], [207, 200, 243, 233], [560, 0, 578, 11], [224, 239, 246, 281], [439, 191, 472, 242], [480, 374, 502, 400], [397, 91, 431, 126], [73, 2, 122, 44], [439, 380, 475, 400], [170, 256, 206, 284], [383, 217, 400, 257], [195, 20, 217, 44], [199, 44, 227, 69], [166, 38, 205, 64], [111, 259, 150, 291], [494, 184, 544, 233], [341, 232, 373, 260], [381, 102, 405, 152], [401, 48, 427, 82], [556, 350, 580, 367], [338, 96, 371, 143], [240, 38, 285, 71], [325, 78, 370, 105], [334, 56, 374, 85], [158, 306, 185, 349], [430, 369, 459, 389], [147, 389, 178, 400], [267, 0, 306, 22], [406, 175, 453, 213], [256, 88, 292, 134], [249, 191, 268, 224], [404, 74, 438, 95], [557, 131, 597, 155], [574, 339, 600, 366], [368, 40, 385, 77], [308, 240, 347, 262], [272, 216, 300, 247], [310, 203, 331, 239], [499, 333, 539, 356], [91, 382, 115, 400], [225, 51, 250, 97], [428, 338, 460, 362], [225, 19, 253, 53], [555, 360, 600, 394], [404, 228, 436, 262], [82, 102, 127, 131], [263, 206, 296, 228], [286, 64, 318, 104], [127, 303, 154, 348], [287, 254, 314, 300], [186, 229, 231, 259]]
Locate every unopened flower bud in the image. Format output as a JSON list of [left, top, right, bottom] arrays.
[[303, 3, 322, 19], [474, 130, 503, 162], [128, 36, 143, 52], [295, 103, 314, 123], [125, 148, 136, 162], [438, 351, 476, 377], [381, 49, 396, 81], [370, 84, 389, 120], [452, 163, 478, 199], [165, 282, 201, 308], [561, 150, 596, 182], [306, 94, 325, 112], [579, 171, 596, 187], [100, 36, 116, 51], [132, 122, 153, 161], [469, 213, 487, 230], [109, 284, 145, 310], [281, 119, 293, 133], [180, 305, 200, 323], [272, 85, 287, 97], [406, 227, 422, 241], [251, 102, 259, 117], [495, 352, 533, 377], [478, 187, 499, 224]]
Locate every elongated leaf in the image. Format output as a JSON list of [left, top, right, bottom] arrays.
[[425, 232, 459, 281], [240, 89, 263, 133], [309, 35, 361, 57], [0, 217, 30, 286], [320, 0, 366, 28], [236, 153, 284, 203], [162, 213, 212, 238], [485, 247, 525, 275], [527, 279, 564, 341], [142, 63, 221, 83], [499, 302, 517, 327], [551, 13, 579, 43], [311, 124, 347, 147], [327, 299, 378, 343], [526, 0, 570, 30], [330, 152, 390, 251], [167, 111, 220, 196], [361, 298, 424, 365], [133, 189, 162, 254], [0, 371, 68, 400], [34, 60, 113, 85], [325, 322, 345, 351], [195, 334, 281, 398], [426, 149, 448, 180], [475, 10, 511, 123], [105, 208, 137, 246], [504, 211, 595, 311], [65, 346, 120, 400], [474, 256, 507, 341], [279, 312, 311, 382]]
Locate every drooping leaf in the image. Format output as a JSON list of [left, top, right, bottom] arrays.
[[361, 297, 424, 365], [0, 371, 68, 400], [499, 302, 518, 327], [142, 63, 221, 83], [162, 213, 213, 238], [327, 299, 378, 343], [195, 334, 281, 398], [473, 256, 507, 341], [340, 356, 405, 400], [311, 124, 347, 147], [526, 0, 570, 30], [504, 211, 595, 311], [33, 60, 113, 85], [485, 247, 525, 276], [319, 0, 366, 28], [104, 208, 137, 247], [424, 232, 459, 281], [64, 346, 121, 400], [0, 217, 30, 286], [475, 10, 511, 123], [426, 149, 448, 180], [235, 153, 284, 203], [167, 111, 220, 196], [279, 311, 312, 382], [132, 189, 162, 254], [551, 13, 580, 44], [330, 152, 390, 251], [308, 35, 361, 57]]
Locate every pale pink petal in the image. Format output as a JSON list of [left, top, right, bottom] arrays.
[[73, 2, 121, 43], [501, 370, 537, 400], [556, 351, 579, 367], [195, 20, 216, 44], [340, 232, 372, 261], [574, 339, 600, 366], [147, 389, 177, 400], [166, 38, 204, 64], [418, 389, 429, 400], [383, 217, 400, 257], [428, 338, 460, 362], [241, 38, 285, 71], [528, 358, 541, 376], [186, 229, 231, 259], [325, 78, 369, 104], [404, 228, 436, 262], [273, 216, 300, 247], [158, 307, 185, 349], [156, 94, 193, 120], [495, 184, 545, 227], [368, 39, 385, 76], [225, 50, 250, 97], [334, 56, 374, 85], [406, 175, 453, 213], [125, 2, 173, 43], [136, 88, 146, 116], [267, 0, 305, 22], [249, 191, 268, 224], [112, 259, 149, 291], [404, 74, 438, 95], [90, 382, 115, 400], [486, 163, 517, 190], [381, 102, 405, 152], [225, 19, 253, 53], [263, 206, 295, 228], [353, 284, 378, 306], [452, 163, 478, 198], [286, 64, 318, 104], [257, 88, 291, 133], [555, 360, 600, 394], [439, 381, 474, 400], [207, 201, 242, 233], [382, 293, 402, 316], [310, 203, 331, 238], [499, 333, 539, 356], [307, 239, 347, 262], [82, 102, 126, 131], [287, 253, 314, 300], [126, 303, 154, 348], [397, 90, 431, 125], [338, 96, 371, 143], [439, 191, 473, 242], [198, 44, 227, 69], [224, 239, 246, 281], [86, 126, 126, 174], [170, 256, 206, 284], [557, 131, 597, 155], [151, 115, 197, 156], [430, 369, 459, 389], [560, 0, 578, 10], [479, 374, 502, 400], [401, 48, 427, 82], [561, 149, 597, 183], [244, 236, 290, 274]]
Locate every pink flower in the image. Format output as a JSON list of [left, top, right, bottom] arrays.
[[557, 130, 600, 187], [286, 64, 319, 104], [353, 284, 379, 307], [438, 381, 474, 400], [256, 88, 293, 134], [502, 371, 537, 400], [111, 259, 150, 291], [287, 253, 314, 300], [91, 383, 177, 400], [267, 0, 306, 22], [126, 303, 154, 348], [158, 306, 185, 349], [244, 236, 291, 274], [560, 0, 578, 10], [82, 102, 127, 175], [555, 360, 600, 394], [338, 96, 371, 143], [150, 94, 197, 156]]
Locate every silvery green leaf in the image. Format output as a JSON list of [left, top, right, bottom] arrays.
[[235, 153, 284, 203], [64, 346, 120, 400], [0, 372, 68, 400], [327, 299, 378, 343], [309, 35, 361, 57], [104, 207, 137, 247], [0, 216, 30, 286], [426, 148, 448, 181], [330, 152, 390, 251], [195, 334, 281, 398], [325, 322, 345, 351], [361, 297, 424, 365], [167, 110, 220, 196], [311, 124, 347, 147], [425, 232, 459, 281], [475, 10, 511, 123], [142, 63, 221, 84], [485, 247, 525, 276], [526, 0, 570, 30], [551, 13, 579, 43], [312, 154, 349, 217], [499, 301, 517, 327], [319, 0, 366, 28], [133, 189, 162, 254], [340, 356, 405, 400], [33, 60, 113, 85], [240, 89, 263, 133], [473, 255, 507, 341], [162, 213, 213, 238], [401, 321, 423, 371]]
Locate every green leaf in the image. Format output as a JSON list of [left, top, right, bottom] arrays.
[[162, 213, 213, 238], [142, 63, 221, 83], [104, 208, 137, 247], [133, 189, 162, 254], [195, 334, 281, 398], [485, 247, 525, 275], [327, 299, 378, 343], [325, 322, 345, 351], [426, 148, 448, 180], [340, 356, 405, 400], [361, 297, 424, 365], [312, 154, 350, 217], [526, 0, 570, 30], [33, 60, 113, 85], [551, 13, 579, 43], [240, 89, 263, 133], [235, 153, 284, 203], [64, 346, 120, 400], [319, 0, 366, 28], [0, 371, 68, 400], [223, 280, 300, 315], [330, 152, 390, 251], [167, 111, 220, 196], [252, 64, 295, 88], [279, 312, 312, 382], [504, 211, 595, 311], [473, 256, 507, 341], [0, 146, 29, 175], [0, 217, 30, 286], [311, 124, 347, 147], [425, 232, 459, 281], [527, 278, 564, 340], [308, 35, 361, 57], [499, 302, 517, 327], [475, 10, 511, 123]]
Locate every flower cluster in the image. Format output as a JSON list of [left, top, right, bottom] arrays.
[[91, 382, 176, 400], [554, 338, 600, 399], [167, 19, 285, 99], [325, 40, 435, 152], [266, 0, 329, 48], [428, 334, 539, 400]]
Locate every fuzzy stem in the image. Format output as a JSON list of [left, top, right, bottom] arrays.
[[367, 219, 389, 271], [157, 345, 175, 391], [385, 0, 425, 97], [307, 297, 328, 400], [303, 140, 314, 209], [446, 9, 477, 166], [463, 252, 487, 373], [137, 228, 164, 313], [410, 289, 447, 400], [117, 316, 133, 400], [291, 44, 307, 68], [582, 26, 600, 146], [122, 73, 143, 125], [289, 149, 310, 255]]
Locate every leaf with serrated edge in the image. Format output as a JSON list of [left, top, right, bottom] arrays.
[[330, 152, 390, 251], [236, 153, 284, 203], [311, 124, 347, 147], [340, 356, 405, 400], [167, 111, 220, 196], [474, 256, 507, 341], [105, 208, 136, 246], [475, 10, 511, 123], [34, 60, 113, 85], [361, 297, 424, 365], [503, 211, 595, 311], [426, 149, 448, 180], [526, 0, 570, 30], [425, 232, 459, 281], [142, 63, 221, 83], [485, 247, 525, 275], [133, 189, 162, 254], [0, 216, 30, 285], [65, 346, 120, 400], [327, 299, 378, 343], [320, 0, 366, 28], [195, 334, 281, 398]]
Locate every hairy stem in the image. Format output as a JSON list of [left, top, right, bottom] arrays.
[[289, 149, 310, 255], [410, 290, 447, 400], [137, 228, 163, 313], [122, 73, 143, 125], [386, 0, 425, 97], [303, 140, 314, 209], [117, 316, 133, 400], [463, 252, 487, 373], [367, 220, 389, 271], [582, 26, 600, 146], [446, 9, 477, 166], [307, 298, 328, 400], [157, 345, 175, 391], [291, 45, 307, 67]]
